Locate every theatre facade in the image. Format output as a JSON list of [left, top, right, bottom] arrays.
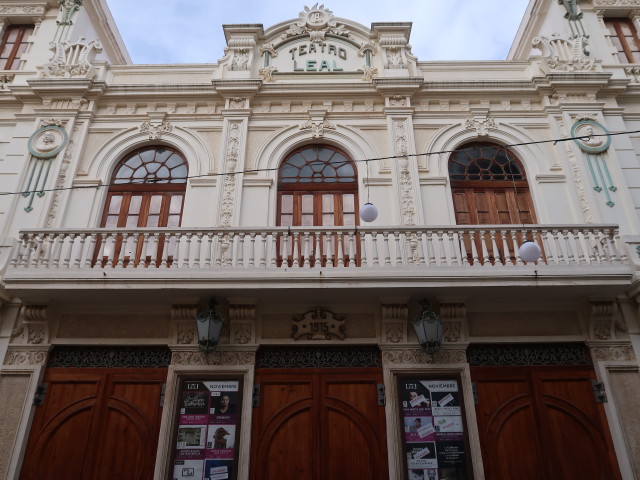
[[1, 0, 640, 479]]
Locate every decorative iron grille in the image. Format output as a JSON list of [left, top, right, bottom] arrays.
[[256, 346, 381, 368], [467, 343, 592, 367], [48, 346, 171, 368]]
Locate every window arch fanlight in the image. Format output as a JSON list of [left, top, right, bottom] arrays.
[[98, 146, 188, 267], [277, 145, 359, 266], [448, 142, 539, 264]]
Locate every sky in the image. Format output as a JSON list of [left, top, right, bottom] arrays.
[[104, 0, 531, 65]]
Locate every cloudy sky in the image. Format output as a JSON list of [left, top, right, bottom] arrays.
[[104, 0, 531, 64]]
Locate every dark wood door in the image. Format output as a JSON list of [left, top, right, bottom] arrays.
[[20, 368, 167, 480], [471, 366, 621, 480], [250, 368, 388, 480]]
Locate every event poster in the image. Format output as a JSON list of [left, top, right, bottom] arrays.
[[172, 379, 241, 480], [399, 378, 471, 480]]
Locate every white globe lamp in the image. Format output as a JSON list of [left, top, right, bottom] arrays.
[[519, 240, 542, 263], [359, 202, 378, 222]]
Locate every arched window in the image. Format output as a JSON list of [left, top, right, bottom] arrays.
[[277, 145, 358, 227], [101, 146, 188, 229], [449, 142, 536, 226], [98, 146, 188, 266], [277, 145, 359, 266]]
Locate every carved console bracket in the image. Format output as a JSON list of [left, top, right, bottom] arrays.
[[172, 304, 198, 345], [228, 299, 256, 345], [439, 301, 467, 343], [381, 303, 408, 344]]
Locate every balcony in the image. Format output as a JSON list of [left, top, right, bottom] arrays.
[[4, 224, 633, 298]]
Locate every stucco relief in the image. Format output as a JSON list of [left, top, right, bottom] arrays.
[[220, 121, 242, 228], [139, 120, 172, 140], [385, 323, 404, 343], [299, 119, 336, 138], [590, 344, 636, 361], [393, 121, 417, 226], [171, 350, 256, 366], [259, 66, 277, 82], [46, 123, 78, 228], [230, 49, 249, 71], [594, 0, 640, 5], [382, 347, 467, 365], [57, 0, 83, 25], [282, 4, 349, 43], [464, 115, 497, 137], [232, 324, 253, 344], [0, 5, 45, 14], [43, 37, 103, 79], [560, 119, 594, 223], [176, 323, 196, 344], [0, 73, 14, 90], [4, 349, 48, 366]]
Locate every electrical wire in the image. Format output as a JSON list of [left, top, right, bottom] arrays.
[[1, 129, 638, 198]]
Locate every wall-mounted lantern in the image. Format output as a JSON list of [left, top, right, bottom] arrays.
[[411, 299, 444, 355], [195, 299, 225, 353]]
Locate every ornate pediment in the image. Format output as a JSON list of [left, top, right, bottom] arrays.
[[282, 4, 349, 43]]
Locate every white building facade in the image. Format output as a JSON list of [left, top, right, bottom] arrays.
[[0, 0, 640, 479]]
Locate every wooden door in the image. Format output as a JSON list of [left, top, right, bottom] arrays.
[[471, 366, 621, 480], [20, 368, 166, 480], [250, 368, 388, 480]]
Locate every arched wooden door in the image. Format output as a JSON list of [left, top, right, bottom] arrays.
[[20, 367, 167, 480], [250, 367, 388, 480], [471, 365, 621, 480]]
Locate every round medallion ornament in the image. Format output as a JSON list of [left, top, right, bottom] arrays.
[[571, 119, 610, 154], [28, 126, 68, 159], [300, 4, 333, 30]]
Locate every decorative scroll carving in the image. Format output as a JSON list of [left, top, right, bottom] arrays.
[[258, 66, 277, 82], [292, 307, 346, 340], [173, 305, 198, 345], [589, 343, 636, 361], [590, 301, 616, 340], [259, 43, 277, 57], [467, 343, 592, 366], [359, 66, 377, 81], [257, 346, 380, 368], [19, 305, 48, 345], [139, 120, 172, 140], [282, 4, 349, 43], [382, 303, 408, 344], [45, 123, 78, 228], [385, 47, 405, 69], [57, 0, 83, 25], [230, 49, 249, 71], [171, 350, 256, 366], [4, 349, 48, 366], [532, 34, 594, 72], [440, 302, 466, 343], [229, 98, 246, 109], [560, 118, 594, 223], [0, 6, 46, 15], [229, 303, 255, 345], [220, 121, 242, 228], [299, 119, 336, 138], [43, 37, 103, 78], [49, 346, 171, 368], [625, 66, 640, 83], [389, 96, 407, 107], [382, 347, 467, 365], [0, 73, 14, 90], [176, 323, 196, 345], [394, 121, 416, 225], [464, 115, 497, 137]]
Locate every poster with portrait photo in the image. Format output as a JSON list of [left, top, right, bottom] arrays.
[[173, 459, 204, 479], [406, 442, 437, 469], [204, 460, 234, 480], [400, 379, 433, 414], [210, 391, 238, 419], [206, 424, 236, 457], [404, 416, 436, 443]]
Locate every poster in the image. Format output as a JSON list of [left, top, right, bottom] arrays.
[[172, 379, 241, 480], [399, 378, 471, 480]]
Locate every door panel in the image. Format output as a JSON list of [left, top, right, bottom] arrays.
[[472, 366, 621, 480], [250, 369, 388, 480], [20, 369, 166, 480]]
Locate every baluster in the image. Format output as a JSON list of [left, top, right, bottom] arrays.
[[585, 229, 598, 264], [192, 232, 202, 268], [213, 233, 223, 268], [312, 231, 321, 268], [604, 228, 620, 264], [360, 230, 368, 267], [11, 235, 25, 268], [447, 230, 458, 266], [348, 232, 356, 268], [382, 232, 391, 266], [292, 232, 301, 267], [324, 231, 334, 268], [426, 231, 436, 266], [234, 233, 244, 268], [258, 232, 267, 268], [21, 233, 36, 268], [614, 229, 626, 263], [470, 232, 481, 267], [458, 231, 469, 266], [160, 232, 172, 268], [489, 230, 500, 266], [394, 231, 402, 267], [280, 232, 289, 267], [416, 232, 426, 266], [199, 233, 211, 268], [371, 232, 379, 267], [181, 233, 193, 268], [29, 233, 43, 268], [62, 234, 75, 268], [96, 233, 109, 268], [302, 232, 310, 268], [477, 230, 490, 267], [550, 229, 562, 264], [73, 233, 87, 269], [247, 233, 256, 268], [510, 230, 523, 265], [269, 231, 278, 268], [499, 229, 512, 266], [336, 232, 345, 267], [540, 229, 554, 265], [561, 229, 575, 264], [437, 231, 447, 266], [140, 232, 151, 268], [571, 229, 587, 264], [115, 233, 127, 268]]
